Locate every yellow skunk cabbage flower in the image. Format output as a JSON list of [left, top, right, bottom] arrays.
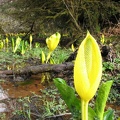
[[74, 31, 102, 120], [46, 32, 61, 63], [14, 36, 21, 53], [46, 32, 61, 52], [30, 34, 33, 43], [0, 41, 4, 49], [6, 37, 9, 45], [71, 44, 75, 52], [74, 31, 102, 101], [30, 34, 33, 50], [41, 51, 46, 64]]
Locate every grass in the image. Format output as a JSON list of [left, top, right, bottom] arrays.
[[0, 45, 72, 70]]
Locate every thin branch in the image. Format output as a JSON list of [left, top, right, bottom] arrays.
[[62, 0, 82, 32]]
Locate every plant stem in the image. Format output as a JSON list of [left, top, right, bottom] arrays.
[[81, 99, 89, 120], [46, 51, 52, 63]]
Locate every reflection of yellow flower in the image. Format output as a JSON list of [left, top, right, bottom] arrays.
[[74, 31, 102, 102], [46, 32, 61, 52]]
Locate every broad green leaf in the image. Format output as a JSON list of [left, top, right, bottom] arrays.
[[54, 78, 96, 120], [103, 109, 114, 120], [54, 78, 81, 119], [94, 81, 113, 120]]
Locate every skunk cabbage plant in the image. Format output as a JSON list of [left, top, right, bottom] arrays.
[[74, 31, 102, 120]]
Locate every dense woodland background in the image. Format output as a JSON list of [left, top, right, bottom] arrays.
[[0, 0, 119, 45]]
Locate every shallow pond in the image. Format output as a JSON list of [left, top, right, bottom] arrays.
[[0, 74, 44, 98]]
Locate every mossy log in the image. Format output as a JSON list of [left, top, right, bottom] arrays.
[[0, 62, 73, 77]]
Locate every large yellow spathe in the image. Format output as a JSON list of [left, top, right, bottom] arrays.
[[46, 32, 61, 52], [74, 31, 102, 102]]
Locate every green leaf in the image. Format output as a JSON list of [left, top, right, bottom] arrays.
[[94, 81, 113, 120], [103, 109, 114, 120], [88, 107, 97, 120], [54, 78, 81, 119], [54, 78, 96, 120]]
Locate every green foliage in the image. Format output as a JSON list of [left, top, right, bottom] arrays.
[[54, 78, 81, 119], [0, 113, 6, 120], [50, 47, 72, 64], [94, 81, 113, 120], [102, 53, 120, 106], [103, 109, 114, 120], [40, 88, 68, 118], [54, 78, 113, 120], [103, 62, 114, 71]]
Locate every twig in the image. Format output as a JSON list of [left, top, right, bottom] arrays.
[[45, 112, 72, 119], [62, 0, 82, 32]]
